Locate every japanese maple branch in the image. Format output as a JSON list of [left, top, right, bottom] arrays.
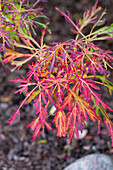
[[55, 7, 87, 41]]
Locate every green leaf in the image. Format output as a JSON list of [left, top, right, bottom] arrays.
[[95, 19, 105, 27], [27, 90, 40, 103], [0, 54, 3, 63], [31, 25, 37, 36], [35, 21, 48, 29], [92, 24, 113, 37], [98, 75, 113, 95], [37, 139, 47, 144], [18, 26, 28, 35], [91, 95, 100, 117], [99, 103, 109, 119], [35, 21, 51, 34]]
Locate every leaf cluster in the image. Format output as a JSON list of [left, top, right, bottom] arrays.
[[1, 0, 113, 145]]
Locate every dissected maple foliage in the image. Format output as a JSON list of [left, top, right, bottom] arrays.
[[1, 0, 113, 145]]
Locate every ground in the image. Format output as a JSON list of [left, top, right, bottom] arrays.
[[0, 0, 113, 170]]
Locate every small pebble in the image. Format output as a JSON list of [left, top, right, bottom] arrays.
[[74, 129, 88, 139], [83, 145, 91, 151], [0, 103, 8, 109], [92, 145, 97, 152], [13, 155, 19, 161]]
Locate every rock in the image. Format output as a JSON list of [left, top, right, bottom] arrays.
[[74, 129, 88, 139], [49, 105, 56, 115], [83, 145, 91, 151], [0, 103, 8, 109], [64, 154, 113, 170], [7, 149, 14, 160]]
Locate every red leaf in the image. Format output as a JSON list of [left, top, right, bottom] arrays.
[[53, 110, 67, 137], [8, 110, 20, 124]]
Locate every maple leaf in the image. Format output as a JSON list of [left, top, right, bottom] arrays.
[[53, 110, 67, 137], [2, 0, 113, 146], [8, 109, 20, 124], [79, 0, 102, 31], [26, 113, 53, 141]]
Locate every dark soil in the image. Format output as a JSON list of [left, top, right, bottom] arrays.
[[1, 0, 113, 170]]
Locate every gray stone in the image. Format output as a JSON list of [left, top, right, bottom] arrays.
[[64, 154, 113, 170], [0, 103, 8, 109]]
